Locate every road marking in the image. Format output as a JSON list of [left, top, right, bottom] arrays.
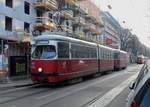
[[86, 73, 138, 107]]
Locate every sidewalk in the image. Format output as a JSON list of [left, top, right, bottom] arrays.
[[0, 78, 35, 90]]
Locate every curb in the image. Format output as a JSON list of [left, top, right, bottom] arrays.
[[0, 81, 36, 90], [0, 84, 39, 95]]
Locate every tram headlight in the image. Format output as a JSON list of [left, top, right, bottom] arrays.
[[38, 67, 43, 73]]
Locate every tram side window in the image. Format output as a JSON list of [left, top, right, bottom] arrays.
[[58, 42, 69, 58], [71, 44, 79, 58], [106, 50, 108, 60], [103, 50, 106, 59], [107, 51, 109, 60], [110, 52, 112, 59], [114, 52, 118, 60], [71, 44, 88, 58], [93, 48, 97, 58], [101, 48, 104, 59], [71, 44, 97, 59], [109, 52, 111, 60], [102, 51, 104, 59], [104, 49, 106, 59]]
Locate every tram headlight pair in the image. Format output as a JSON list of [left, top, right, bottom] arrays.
[[38, 67, 43, 73]]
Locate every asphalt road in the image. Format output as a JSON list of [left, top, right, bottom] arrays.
[[0, 64, 143, 107]]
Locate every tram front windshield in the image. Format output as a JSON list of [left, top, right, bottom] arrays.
[[32, 45, 56, 59]]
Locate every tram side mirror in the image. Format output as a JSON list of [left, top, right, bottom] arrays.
[[129, 82, 135, 90]]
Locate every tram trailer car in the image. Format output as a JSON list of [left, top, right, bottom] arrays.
[[137, 55, 148, 64], [98, 45, 114, 72], [31, 35, 128, 83], [114, 49, 129, 70]]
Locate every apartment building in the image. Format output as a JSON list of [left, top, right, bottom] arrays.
[[78, 0, 102, 42], [0, 0, 36, 78], [0, 0, 35, 56], [34, 0, 76, 36], [101, 11, 121, 49], [33, 0, 103, 42]]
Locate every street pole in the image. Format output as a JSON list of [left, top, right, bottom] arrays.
[[0, 40, 10, 83], [0, 39, 3, 82]]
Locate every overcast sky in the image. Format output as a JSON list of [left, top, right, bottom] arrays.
[[93, 0, 150, 47]]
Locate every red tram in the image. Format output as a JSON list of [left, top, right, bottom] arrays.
[[31, 35, 129, 83], [114, 49, 129, 70]]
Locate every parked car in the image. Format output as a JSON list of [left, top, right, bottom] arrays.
[[126, 60, 150, 107]]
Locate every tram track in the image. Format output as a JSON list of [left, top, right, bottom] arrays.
[[0, 84, 56, 104], [0, 84, 39, 95]]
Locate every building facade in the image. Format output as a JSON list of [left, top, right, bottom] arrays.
[[100, 11, 121, 49], [0, 0, 35, 78], [33, 0, 103, 43], [0, 0, 35, 56], [79, 0, 102, 42]]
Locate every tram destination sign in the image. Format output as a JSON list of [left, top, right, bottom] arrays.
[[36, 40, 49, 45]]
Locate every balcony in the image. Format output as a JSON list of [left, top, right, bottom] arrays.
[[84, 24, 90, 31], [34, 0, 58, 10], [84, 23, 102, 35], [34, 17, 56, 30], [85, 15, 96, 22], [93, 28, 102, 35], [61, 25, 73, 34], [74, 31, 84, 38], [89, 24, 97, 33], [74, 17, 85, 26], [95, 19, 102, 26], [60, 10, 74, 20], [84, 23, 96, 32], [65, 0, 76, 5], [15, 29, 31, 42]]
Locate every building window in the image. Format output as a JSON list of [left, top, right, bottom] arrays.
[[66, 20, 69, 26], [24, 1, 30, 15], [36, 10, 43, 17], [49, 13, 53, 19], [24, 22, 30, 33], [6, 0, 13, 8], [5, 16, 12, 31]]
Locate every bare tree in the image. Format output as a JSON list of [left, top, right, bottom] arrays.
[[119, 28, 133, 51]]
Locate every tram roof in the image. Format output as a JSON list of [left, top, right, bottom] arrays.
[[32, 34, 127, 53], [138, 55, 145, 58], [111, 48, 127, 54], [32, 34, 97, 46], [98, 44, 114, 51]]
